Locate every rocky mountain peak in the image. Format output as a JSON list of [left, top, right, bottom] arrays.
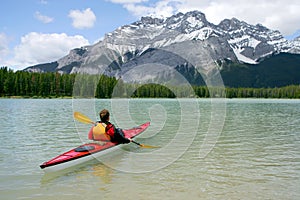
[[218, 18, 242, 31], [130, 10, 210, 33], [24, 10, 300, 77], [219, 17, 269, 34], [287, 35, 300, 53], [165, 10, 209, 33], [136, 16, 164, 26], [293, 35, 300, 41]]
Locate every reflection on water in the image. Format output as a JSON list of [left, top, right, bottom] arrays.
[[92, 163, 114, 185]]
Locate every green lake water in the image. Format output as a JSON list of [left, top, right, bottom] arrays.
[[0, 98, 299, 199]]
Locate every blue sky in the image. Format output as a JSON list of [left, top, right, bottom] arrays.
[[1, 0, 299, 70]]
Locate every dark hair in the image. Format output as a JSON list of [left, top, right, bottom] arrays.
[[99, 109, 110, 122]]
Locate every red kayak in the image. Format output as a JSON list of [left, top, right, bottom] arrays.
[[40, 122, 150, 172]]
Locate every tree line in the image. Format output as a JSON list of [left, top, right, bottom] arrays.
[[0, 67, 76, 97], [1, 67, 299, 98]]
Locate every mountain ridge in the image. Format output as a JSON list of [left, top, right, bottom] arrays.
[[24, 10, 300, 87]]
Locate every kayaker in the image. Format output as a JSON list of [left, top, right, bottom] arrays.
[[97, 109, 132, 144]]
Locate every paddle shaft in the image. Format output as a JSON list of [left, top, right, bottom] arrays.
[[131, 140, 142, 147]]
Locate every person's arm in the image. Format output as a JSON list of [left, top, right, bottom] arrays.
[[105, 123, 115, 140], [115, 128, 131, 144], [106, 123, 131, 144]]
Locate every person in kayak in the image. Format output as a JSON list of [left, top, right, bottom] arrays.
[[96, 109, 132, 144]]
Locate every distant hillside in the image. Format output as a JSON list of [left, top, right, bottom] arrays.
[[221, 53, 300, 88]]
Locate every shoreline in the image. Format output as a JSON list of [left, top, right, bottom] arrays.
[[1, 96, 299, 99]]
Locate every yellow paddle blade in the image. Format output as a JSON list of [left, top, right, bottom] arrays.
[[131, 140, 159, 148], [74, 112, 94, 124], [139, 144, 160, 149]]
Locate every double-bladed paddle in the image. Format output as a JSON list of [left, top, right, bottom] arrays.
[[73, 111, 159, 149]]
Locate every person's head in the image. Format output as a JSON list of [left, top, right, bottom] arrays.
[[99, 109, 110, 122]]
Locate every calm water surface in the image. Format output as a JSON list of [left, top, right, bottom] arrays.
[[0, 98, 299, 200]]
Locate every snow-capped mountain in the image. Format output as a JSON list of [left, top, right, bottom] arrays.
[[287, 36, 300, 53], [217, 18, 290, 64], [25, 11, 300, 85]]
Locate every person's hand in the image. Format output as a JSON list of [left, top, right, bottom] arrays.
[[124, 138, 132, 144]]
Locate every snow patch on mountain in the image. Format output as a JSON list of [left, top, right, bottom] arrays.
[[286, 36, 300, 53], [186, 16, 204, 28], [232, 48, 258, 64]]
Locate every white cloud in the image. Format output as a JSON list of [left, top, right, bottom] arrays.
[[124, 0, 182, 18], [68, 8, 96, 29], [35, 11, 54, 23], [112, 0, 300, 36], [6, 32, 89, 70]]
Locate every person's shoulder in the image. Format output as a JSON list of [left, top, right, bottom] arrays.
[[106, 122, 114, 127]]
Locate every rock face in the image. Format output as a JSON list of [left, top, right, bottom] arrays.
[[287, 36, 300, 53], [24, 11, 300, 86]]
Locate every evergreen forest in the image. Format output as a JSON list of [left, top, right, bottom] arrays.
[[1, 67, 299, 99]]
